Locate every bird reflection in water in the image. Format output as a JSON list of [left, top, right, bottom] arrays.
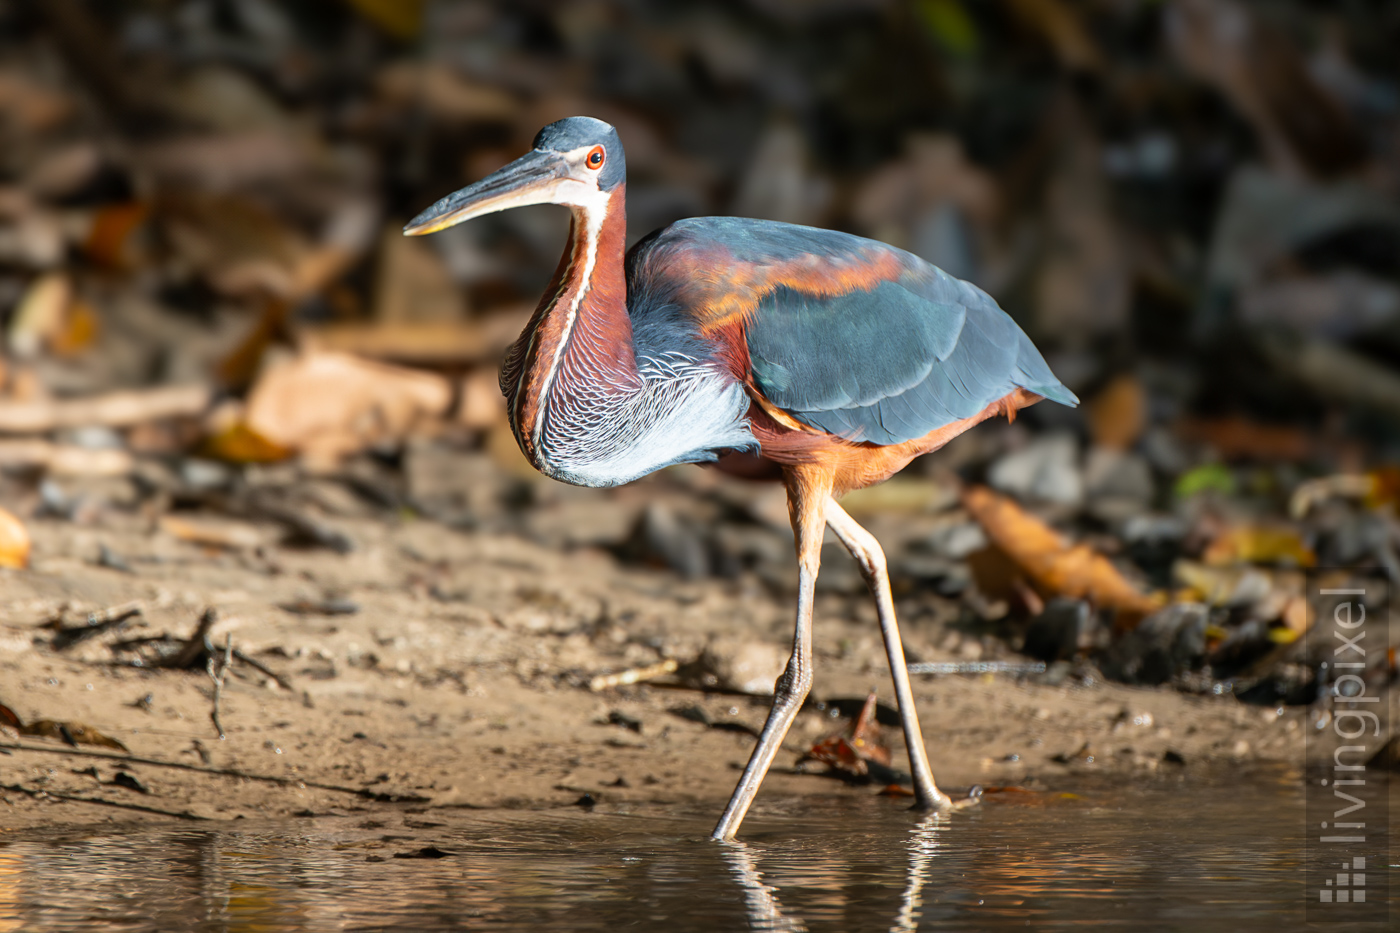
[[721, 812, 949, 932]]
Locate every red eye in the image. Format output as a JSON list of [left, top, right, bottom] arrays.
[[587, 146, 605, 169]]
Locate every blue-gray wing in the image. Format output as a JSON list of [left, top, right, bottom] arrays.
[[627, 217, 1077, 446]]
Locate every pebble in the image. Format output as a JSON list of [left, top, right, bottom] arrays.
[[987, 432, 1084, 507]]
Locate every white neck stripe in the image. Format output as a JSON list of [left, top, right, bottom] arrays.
[[530, 192, 609, 460]]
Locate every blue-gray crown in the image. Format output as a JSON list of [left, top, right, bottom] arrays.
[[533, 116, 625, 190]]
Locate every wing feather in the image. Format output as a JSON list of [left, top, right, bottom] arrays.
[[625, 217, 1076, 445]]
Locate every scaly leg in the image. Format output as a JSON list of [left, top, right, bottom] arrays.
[[711, 469, 830, 841], [824, 498, 950, 810]]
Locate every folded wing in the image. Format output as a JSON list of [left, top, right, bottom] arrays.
[[627, 217, 1077, 446]]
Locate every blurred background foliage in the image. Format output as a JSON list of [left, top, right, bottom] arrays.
[[0, 0, 1397, 698]]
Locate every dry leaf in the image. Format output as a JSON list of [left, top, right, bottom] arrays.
[[802, 692, 891, 778], [1175, 416, 1314, 463], [1202, 526, 1315, 568], [6, 272, 71, 359], [1088, 374, 1146, 451], [962, 485, 1163, 626], [199, 422, 293, 464], [83, 201, 148, 270], [21, 719, 128, 752], [159, 515, 263, 550], [244, 350, 452, 467], [0, 507, 30, 569], [1173, 560, 1273, 608], [46, 299, 98, 357], [1366, 467, 1400, 512]]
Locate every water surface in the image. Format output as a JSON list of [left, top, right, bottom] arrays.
[[0, 770, 1392, 931]]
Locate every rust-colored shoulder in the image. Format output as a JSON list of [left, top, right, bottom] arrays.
[[626, 217, 913, 334]]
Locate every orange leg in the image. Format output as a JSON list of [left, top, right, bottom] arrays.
[[711, 467, 830, 841], [825, 499, 950, 810]]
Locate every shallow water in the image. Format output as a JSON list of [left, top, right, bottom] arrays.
[[0, 771, 1393, 931]]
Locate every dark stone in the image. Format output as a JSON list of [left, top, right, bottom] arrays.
[[1101, 603, 1209, 686], [1023, 599, 1091, 663]]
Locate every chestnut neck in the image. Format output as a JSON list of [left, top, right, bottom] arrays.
[[505, 184, 640, 463]]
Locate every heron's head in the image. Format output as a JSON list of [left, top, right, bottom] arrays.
[[404, 116, 624, 236]]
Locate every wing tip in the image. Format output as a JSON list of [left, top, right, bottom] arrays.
[[1030, 382, 1080, 408]]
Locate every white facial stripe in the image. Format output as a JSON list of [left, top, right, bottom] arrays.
[[530, 185, 612, 461]]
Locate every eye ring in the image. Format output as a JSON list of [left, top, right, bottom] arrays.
[[586, 146, 605, 169]]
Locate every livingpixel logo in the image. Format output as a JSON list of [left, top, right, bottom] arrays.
[[1305, 578, 1390, 924], [1319, 857, 1366, 904]]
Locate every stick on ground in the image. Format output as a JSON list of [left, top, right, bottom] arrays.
[[207, 633, 232, 739]]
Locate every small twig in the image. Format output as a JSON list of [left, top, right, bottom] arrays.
[[207, 633, 232, 740], [588, 658, 679, 692], [2, 782, 208, 820], [230, 647, 294, 692], [0, 742, 430, 801], [164, 607, 217, 670], [48, 601, 143, 650]]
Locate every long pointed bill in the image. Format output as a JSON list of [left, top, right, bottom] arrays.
[[403, 149, 570, 236]]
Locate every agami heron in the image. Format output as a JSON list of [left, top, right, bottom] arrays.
[[406, 116, 1077, 841]]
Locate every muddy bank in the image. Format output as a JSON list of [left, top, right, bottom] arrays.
[[1, 500, 1313, 832]]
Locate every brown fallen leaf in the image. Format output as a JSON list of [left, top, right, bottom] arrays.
[[1174, 415, 1315, 464], [6, 272, 71, 359], [46, 298, 98, 357], [962, 485, 1163, 627], [1173, 560, 1274, 608], [82, 201, 148, 270], [801, 692, 891, 779], [20, 719, 129, 752], [1290, 469, 1400, 518], [1369, 467, 1400, 512], [0, 506, 30, 569], [244, 350, 452, 468], [199, 421, 293, 464]]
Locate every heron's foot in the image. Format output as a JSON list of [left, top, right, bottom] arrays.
[[911, 784, 980, 813], [947, 785, 984, 810]]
